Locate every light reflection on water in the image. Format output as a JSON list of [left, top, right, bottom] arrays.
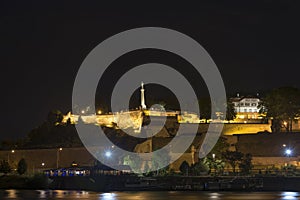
[[0, 190, 299, 199]]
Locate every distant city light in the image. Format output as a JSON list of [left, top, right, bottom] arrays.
[[97, 110, 102, 115], [59, 148, 63, 151], [285, 149, 292, 156], [11, 150, 15, 153], [283, 144, 286, 147], [105, 151, 112, 158], [42, 162, 45, 166]]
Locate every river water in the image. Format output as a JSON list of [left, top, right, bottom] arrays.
[[0, 190, 299, 199]]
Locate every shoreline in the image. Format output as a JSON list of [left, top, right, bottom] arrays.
[[1, 174, 300, 192]]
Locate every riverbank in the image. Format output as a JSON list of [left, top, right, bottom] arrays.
[[0, 174, 48, 190], [1, 190, 299, 199], [48, 175, 300, 192], [1, 174, 300, 192]]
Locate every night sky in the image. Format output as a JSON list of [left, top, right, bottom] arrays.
[[1, 1, 300, 139]]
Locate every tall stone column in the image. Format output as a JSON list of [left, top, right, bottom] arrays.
[[140, 82, 146, 109]]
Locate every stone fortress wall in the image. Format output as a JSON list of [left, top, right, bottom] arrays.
[[2, 120, 300, 174]]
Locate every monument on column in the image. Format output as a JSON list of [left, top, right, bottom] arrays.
[[140, 82, 147, 109]]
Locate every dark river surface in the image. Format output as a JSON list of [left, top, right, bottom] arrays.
[[0, 190, 299, 199]]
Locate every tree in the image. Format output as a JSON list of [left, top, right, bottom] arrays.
[[222, 150, 244, 174], [199, 97, 235, 121], [259, 87, 300, 132], [47, 110, 63, 125], [191, 159, 209, 175], [239, 153, 253, 175], [17, 158, 27, 175], [123, 154, 142, 173], [198, 97, 211, 122], [0, 160, 11, 174], [179, 161, 190, 176], [203, 157, 225, 176], [226, 101, 236, 121], [152, 149, 170, 176]]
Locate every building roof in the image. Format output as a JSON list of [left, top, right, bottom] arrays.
[[230, 95, 261, 102]]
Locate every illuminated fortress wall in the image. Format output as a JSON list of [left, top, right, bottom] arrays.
[[62, 110, 275, 135]]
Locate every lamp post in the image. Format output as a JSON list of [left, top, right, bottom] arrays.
[[285, 149, 292, 165], [284, 148, 293, 175], [105, 150, 112, 158], [7, 150, 15, 164], [56, 148, 62, 169], [212, 153, 216, 176]]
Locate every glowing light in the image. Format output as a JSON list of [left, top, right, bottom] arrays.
[[97, 110, 102, 115], [101, 193, 116, 200], [42, 162, 45, 166], [11, 150, 15, 153], [285, 149, 292, 156], [281, 192, 298, 199], [105, 151, 112, 158], [59, 148, 62, 151]]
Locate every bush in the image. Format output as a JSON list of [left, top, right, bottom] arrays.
[[0, 160, 11, 174], [179, 161, 190, 176], [17, 158, 27, 175]]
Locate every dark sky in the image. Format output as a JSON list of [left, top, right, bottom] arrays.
[[1, 1, 300, 139]]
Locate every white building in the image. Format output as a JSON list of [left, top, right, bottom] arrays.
[[230, 94, 262, 120]]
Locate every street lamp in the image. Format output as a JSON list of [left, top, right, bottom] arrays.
[[212, 154, 216, 176], [56, 148, 63, 168], [285, 149, 292, 157], [284, 148, 293, 169], [105, 150, 112, 158], [7, 150, 15, 164]]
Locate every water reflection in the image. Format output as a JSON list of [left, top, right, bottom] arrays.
[[209, 192, 221, 199], [0, 190, 300, 199], [281, 192, 299, 200], [6, 189, 17, 198], [101, 193, 117, 200]]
